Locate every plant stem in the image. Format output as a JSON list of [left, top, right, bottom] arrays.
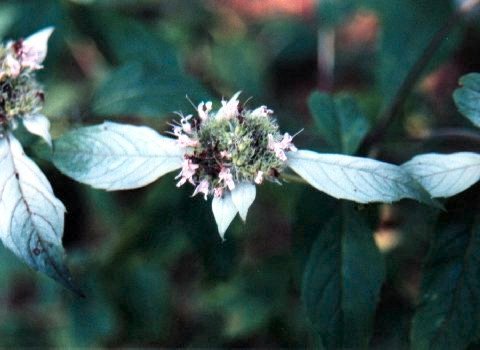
[[410, 128, 480, 144], [281, 173, 309, 184], [357, 1, 480, 155]]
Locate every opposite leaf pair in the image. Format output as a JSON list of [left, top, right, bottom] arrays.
[[51, 93, 436, 239]]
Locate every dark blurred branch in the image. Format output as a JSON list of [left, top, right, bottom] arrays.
[[358, 1, 480, 156], [410, 128, 480, 144]]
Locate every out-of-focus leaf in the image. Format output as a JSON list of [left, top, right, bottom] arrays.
[[411, 210, 480, 349], [308, 92, 370, 154], [287, 150, 436, 206], [302, 203, 385, 348], [402, 152, 480, 198], [85, 11, 210, 118], [0, 133, 79, 294], [374, 0, 456, 107], [51, 121, 184, 190], [318, 0, 358, 27], [0, 4, 17, 39], [210, 37, 266, 98], [93, 62, 207, 118], [453, 73, 480, 128]]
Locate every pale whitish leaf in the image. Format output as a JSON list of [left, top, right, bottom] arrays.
[[0, 132, 80, 294], [212, 191, 238, 240], [231, 182, 256, 222], [453, 73, 480, 128], [402, 152, 480, 198], [287, 150, 435, 205], [23, 114, 52, 146], [52, 122, 184, 191]]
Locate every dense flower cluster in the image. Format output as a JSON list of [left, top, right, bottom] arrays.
[[171, 92, 297, 199], [0, 28, 53, 145]]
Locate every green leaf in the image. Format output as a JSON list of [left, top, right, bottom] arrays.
[[0, 133, 80, 294], [287, 150, 437, 206], [411, 210, 480, 349], [51, 122, 184, 191], [93, 62, 208, 118], [453, 73, 480, 128], [308, 92, 370, 155], [374, 0, 456, 106], [402, 152, 480, 198], [86, 11, 211, 118], [302, 203, 385, 348]]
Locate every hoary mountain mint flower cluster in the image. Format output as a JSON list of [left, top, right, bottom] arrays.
[[171, 92, 297, 201], [0, 27, 54, 145]]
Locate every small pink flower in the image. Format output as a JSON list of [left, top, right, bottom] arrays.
[[197, 101, 212, 121], [268, 133, 297, 161], [176, 159, 199, 187], [192, 179, 209, 200], [251, 105, 273, 117], [214, 187, 224, 198], [177, 134, 199, 148], [254, 171, 264, 184], [220, 150, 231, 159], [216, 91, 241, 121], [3, 54, 21, 78], [181, 114, 193, 133], [218, 167, 235, 190], [279, 133, 297, 151]]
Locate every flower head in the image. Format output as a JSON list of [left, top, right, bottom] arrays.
[[170, 91, 298, 239], [0, 27, 54, 146]]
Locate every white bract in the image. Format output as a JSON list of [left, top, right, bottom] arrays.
[[52, 92, 436, 239]]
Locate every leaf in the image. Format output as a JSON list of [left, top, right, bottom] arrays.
[[93, 62, 208, 118], [453, 73, 480, 128], [410, 210, 480, 349], [0, 132, 79, 294], [373, 0, 457, 107], [51, 121, 184, 191], [230, 182, 256, 222], [302, 203, 385, 348], [402, 152, 480, 198], [23, 114, 52, 146], [308, 92, 369, 154], [287, 150, 436, 206], [86, 11, 211, 118], [211, 191, 238, 240]]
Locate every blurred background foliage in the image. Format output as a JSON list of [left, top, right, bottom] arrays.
[[1, 0, 480, 348]]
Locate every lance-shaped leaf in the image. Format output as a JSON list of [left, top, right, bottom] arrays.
[[453, 73, 480, 128], [302, 204, 385, 348], [402, 152, 480, 198], [230, 182, 256, 222], [308, 92, 369, 155], [0, 132, 79, 294], [51, 122, 184, 191], [212, 191, 238, 240], [411, 210, 480, 349], [287, 150, 435, 205]]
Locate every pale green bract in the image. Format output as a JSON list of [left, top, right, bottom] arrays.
[[52, 122, 184, 191], [211, 191, 238, 240], [0, 133, 79, 294], [402, 152, 480, 198], [287, 150, 435, 205]]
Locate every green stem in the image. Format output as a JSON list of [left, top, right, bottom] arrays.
[[282, 173, 309, 184], [357, 1, 480, 155]]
